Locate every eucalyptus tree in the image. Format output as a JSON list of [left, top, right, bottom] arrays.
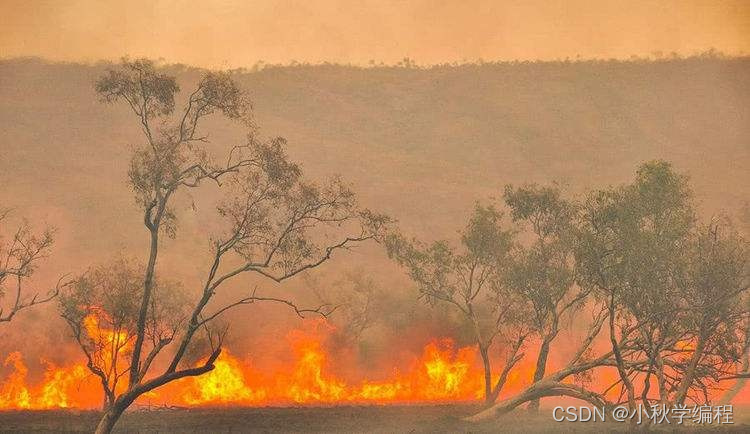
[[387, 204, 529, 405], [470, 161, 749, 421], [88, 58, 389, 433], [576, 161, 695, 410], [574, 161, 750, 410], [501, 184, 588, 411], [672, 219, 749, 406]]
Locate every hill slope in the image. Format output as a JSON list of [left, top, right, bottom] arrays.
[[0, 57, 748, 360]]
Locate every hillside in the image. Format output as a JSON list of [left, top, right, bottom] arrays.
[[1, 56, 749, 365]]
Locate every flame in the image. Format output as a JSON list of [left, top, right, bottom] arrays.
[[4, 317, 749, 410], [37, 362, 88, 408], [171, 333, 487, 407], [0, 352, 31, 409], [0, 312, 135, 410], [182, 353, 267, 405], [0, 352, 92, 409], [1, 319, 493, 409]]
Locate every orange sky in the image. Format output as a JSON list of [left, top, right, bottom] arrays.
[[1, 0, 749, 67]]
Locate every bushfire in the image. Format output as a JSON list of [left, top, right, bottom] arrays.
[[3, 316, 749, 411], [0, 318, 518, 410]]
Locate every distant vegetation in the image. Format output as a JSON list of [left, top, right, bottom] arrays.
[[0, 53, 748, 431]]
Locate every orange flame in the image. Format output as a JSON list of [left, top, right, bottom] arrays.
[[0, 352, 32, 409], [172, 336, 485, 407], [0, 319, 493, 409], [3, 318, 750, 409]]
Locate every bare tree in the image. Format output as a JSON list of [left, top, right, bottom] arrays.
[[386, 203, 529, 405], [0, 209, 62, 323], [87, 58, 389, 433]]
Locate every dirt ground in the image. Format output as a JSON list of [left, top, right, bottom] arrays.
[[0, 405, 748, 433]]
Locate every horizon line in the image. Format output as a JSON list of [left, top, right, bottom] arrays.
[[2, 49, 748, 72]]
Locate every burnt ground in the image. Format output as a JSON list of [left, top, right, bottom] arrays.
[[1, 405, 749, 433]]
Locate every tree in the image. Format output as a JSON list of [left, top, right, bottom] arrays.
[[719, 202, 750, 403], [467, 161, 749, 422], [575, 161, 750, 412], [673, 219, 749, 406], [0, 209, 62, 323], [59, 258, 187, 410], [501, 184, 587, 411], [87, 58, 389, 433], [576, 161, 696, 411], [386, 204, 528, 405], [305, 270, 380, 342], [466, 303, 613, 420]]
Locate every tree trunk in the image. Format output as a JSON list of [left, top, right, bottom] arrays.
[[721, 332, 750, 404], [467, 381, 608, 422], [607, 299, 636, 411], [129, 226, 160, 386], [674, 336, 705, 405], [527, 339, 550, 412], [479, 345, 493, 405], [94, 401, 127, 434]]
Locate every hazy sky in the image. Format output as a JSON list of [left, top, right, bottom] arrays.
[[2, 0, 749, 68]]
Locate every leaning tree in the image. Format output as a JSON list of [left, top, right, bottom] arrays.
[[576, 161, 699, 411], [575, 161, 750, 411], [469, 161, 749, 421], [86, 58, 389, 433]]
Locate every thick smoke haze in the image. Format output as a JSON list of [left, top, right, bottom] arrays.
[[1, 2, 749, 431], [1, 1, 749, 67], [1, 57, 748, 379]]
